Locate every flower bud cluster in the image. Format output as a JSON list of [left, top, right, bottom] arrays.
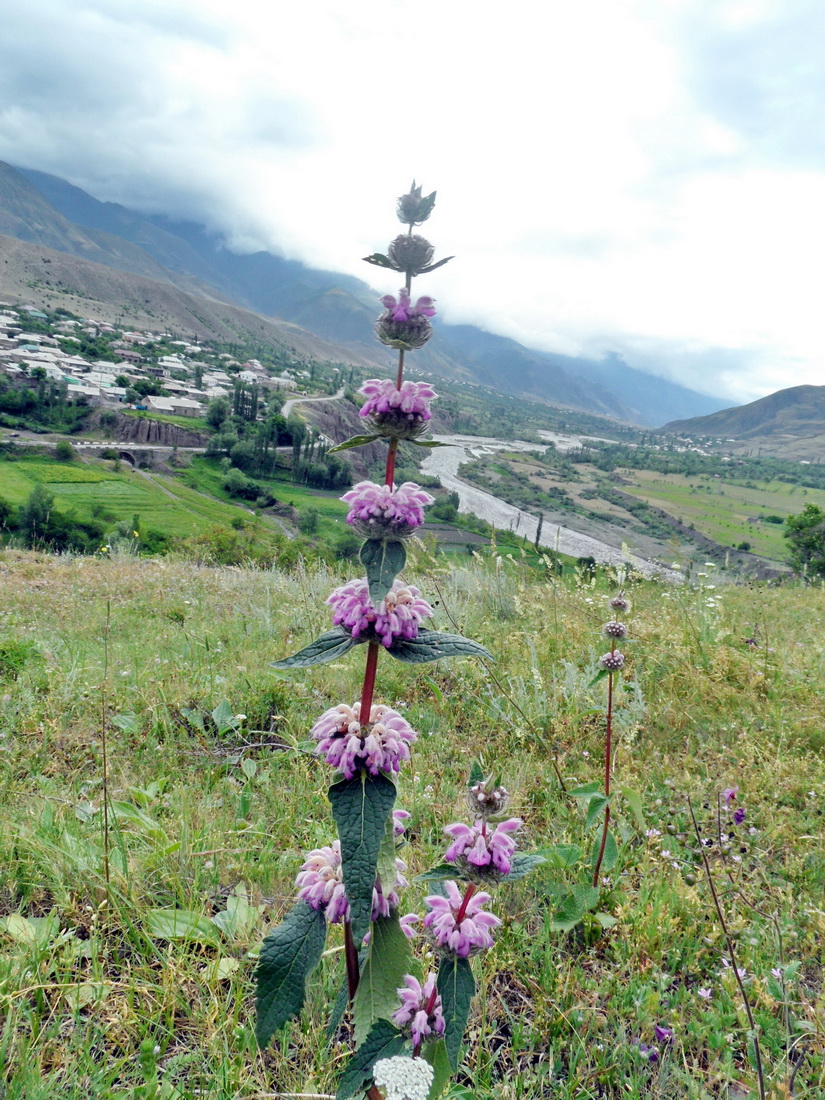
[[599, 594, 631, 672], [467, 779, 509, 818], [310, 701, 418, 779], [327, 578, 433, 647], [358, 379, 437, 440], [341, 480, 434, 539]]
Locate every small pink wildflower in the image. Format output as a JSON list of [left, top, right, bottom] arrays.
[[723, 787, 739, 805], [295, 840, 407, 923]]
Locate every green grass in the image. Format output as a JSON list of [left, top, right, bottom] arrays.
[[0, 551, 822, 1098], [122, 409, 211, 432], [619, 470, 825, 559]]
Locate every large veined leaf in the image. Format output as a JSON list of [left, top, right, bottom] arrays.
[[353, 913, 415, 1045], [424, 1039, 452, 1099], [591, 829, 619, 874], [329, 773, 397, 946], [437, 954, 475, 1070], [360, 539, 406, 605], [255, 900, 328, 1048], [271, 627, 357, 670], [506, 853, 546, 880], [335, 1019, 406, 1100], [387, 629, 492, 665]]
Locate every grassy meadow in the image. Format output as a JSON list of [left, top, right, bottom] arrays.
[[0, 548, 823, 1099]]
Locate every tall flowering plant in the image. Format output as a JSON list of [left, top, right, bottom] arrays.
[[254, 185, 544, 1100]]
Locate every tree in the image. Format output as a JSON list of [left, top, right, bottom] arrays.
[[54, 441, 75, 462], [785, 503, 825, 576], [206, 397, 230, 430], [19, 484, 56, 545]]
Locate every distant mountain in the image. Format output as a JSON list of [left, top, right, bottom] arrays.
[[664, 385, 825, 439], [6, 162, 727, 425]]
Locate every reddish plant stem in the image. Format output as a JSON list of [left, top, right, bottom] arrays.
[[359, 641, 381, 725], [456, 882, 477, 923], [344, 921, 360, 1001], [592, 660, 614, 887], [367, 1088, 383, 1100], [385, 439, 398, 488]]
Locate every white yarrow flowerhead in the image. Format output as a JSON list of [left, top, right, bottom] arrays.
[[373, 1055, 434, 1100]]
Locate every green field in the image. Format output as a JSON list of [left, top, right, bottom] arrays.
[[0, 456, 252, 537], [619, 470, 825, 559]]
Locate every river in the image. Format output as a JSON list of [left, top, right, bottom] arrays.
[[420, 432, 676, 579]]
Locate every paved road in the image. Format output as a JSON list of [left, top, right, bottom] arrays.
[[282, 387, 345, 418]]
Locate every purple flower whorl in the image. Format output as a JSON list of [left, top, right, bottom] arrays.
[[327, 578, 433, 648], [358, 378, 437, 440], [341, 480, 434, 540], [392, 973, 445, 1048], [423, 881, 501, 957], [296, 839, 407, 924], [310, 701, 418, 779], [443, 818, 523, 881]]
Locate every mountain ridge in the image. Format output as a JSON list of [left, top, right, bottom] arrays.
[[4, 161, 728, 426]]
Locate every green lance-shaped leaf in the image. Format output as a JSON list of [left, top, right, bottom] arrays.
[[362, 252, 395, 269], [328, 433, 381, 454], [329, 772, 397, 946], [255, 900, 328, 1048], [409, 439, 454, 448], [336, 1018, 406, 1100], [585, 795, 610, 832], [353, 912, 416, 1045], [271, 627, 357, 670], [436, 953, 476, 1071], [360, 538, 407, 605], [387, 629, 493, 665], [418, 255, 454, 274], [424, 1039, 452, 1099]]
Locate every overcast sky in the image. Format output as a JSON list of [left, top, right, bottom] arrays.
[[2, 0, 823, 403]]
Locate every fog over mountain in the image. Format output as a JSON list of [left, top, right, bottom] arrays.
[[2, 161, 728, 427]]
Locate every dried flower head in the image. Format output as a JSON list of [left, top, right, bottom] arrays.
[[396, 181, 436, 226], [359, 378, 437, 439], [423, 881, 501, 957], [443, 818, 522, 880], [603, 621, 628, 639], [373, 1055, 434, 1100], [341, 480, 434, 539], [599, 651, 626, 672], [327, 578, 434, 648], [310, 702, 418, 778], [387, 234, 435, 276], [467, 779, 509, 818], [610, 594, 631, 613], [392, 973, 445, 1048]]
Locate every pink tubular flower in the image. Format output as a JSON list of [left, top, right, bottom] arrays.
[[296, 840, 407, 923], [341, 481, 434, 539], [358, 378, 437, 438], [327, 578, 433, 648], [723, 787, 739, 805], [379, 288, 437, 322], [392, 973, 445, 1048], [393, 809, 412, 838], [443, 818, 523, 879], [423, 881, 501, 957], [310, 701, 418, 779]]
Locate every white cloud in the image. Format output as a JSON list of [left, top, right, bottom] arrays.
[[1, 0, 824, 403]]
